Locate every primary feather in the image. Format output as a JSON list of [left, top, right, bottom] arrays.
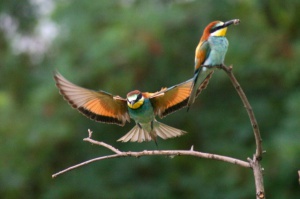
[[54, 72, 130, 126]]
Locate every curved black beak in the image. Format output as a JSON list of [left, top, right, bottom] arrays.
[[224, 19, 240, 27], [210, 19, 240, 33]]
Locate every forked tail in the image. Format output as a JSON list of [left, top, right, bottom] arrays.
[[117, 121, 187, 143]]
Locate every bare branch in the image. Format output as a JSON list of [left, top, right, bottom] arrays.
[[52, 137, 250, 178], [85, 130, 122, 154], [249, 156, 265, 199], [217, 64, 265, 198], [219, 64, 263, 160]]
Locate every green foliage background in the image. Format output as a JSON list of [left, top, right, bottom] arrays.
[[1, 0, 299, 198]]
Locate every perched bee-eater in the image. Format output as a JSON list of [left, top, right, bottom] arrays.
[[54, 72, 208, 143], [187, 19, 240, 110]]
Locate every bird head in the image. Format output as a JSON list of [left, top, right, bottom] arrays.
[[127, 90, 144, 109], [201, 19, 240, 40]]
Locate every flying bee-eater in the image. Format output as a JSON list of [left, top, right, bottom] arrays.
[[54, 72, 209, 143], [187, 19, 240, 110]]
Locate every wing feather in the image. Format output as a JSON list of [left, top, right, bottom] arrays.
[[148, 78, 194, 118], [195, 40, 210, 70], [187, 40, 213, 108], [54, 72, 130, 126]]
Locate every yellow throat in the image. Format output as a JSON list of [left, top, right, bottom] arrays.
[[211, 27, 227, 37], [127, 98, 144, 109]]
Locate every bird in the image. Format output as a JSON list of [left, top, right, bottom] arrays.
[[54, 72, 210, 143], [187, 19, 240, 110]]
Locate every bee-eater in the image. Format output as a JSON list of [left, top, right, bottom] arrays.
[[187, 19, 240, 110], [54, 72, 209, 143]]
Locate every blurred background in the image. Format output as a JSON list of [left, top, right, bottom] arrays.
[[1, 0, 299, 198]]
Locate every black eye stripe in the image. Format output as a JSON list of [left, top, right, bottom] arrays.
[[210, 25, 224, 33], [135, 93, 142, 102], [127, 93, 142, 103]]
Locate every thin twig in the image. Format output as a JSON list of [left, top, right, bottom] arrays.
[[85, 130, 121, 154], [219, 64, 263, 160], [52, 137, 250, 178]]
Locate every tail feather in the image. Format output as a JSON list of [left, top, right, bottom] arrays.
[[196, 70, 213, 97], [160, 125, 178, 137], [130, 128, 140, 142], [117, 129, 132, 142], [137, 128, 145, 142], [187, 73, 200, 108], [117, 125, 152, 143], [187, 69, 214, 110], [155, 126, 169, 139], [117, 121, 187, 143], [154, 121, 187, 140]]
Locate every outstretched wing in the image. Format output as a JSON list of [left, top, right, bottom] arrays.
[[54, 72, 130, 126], [147, 79, 194, 118]]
